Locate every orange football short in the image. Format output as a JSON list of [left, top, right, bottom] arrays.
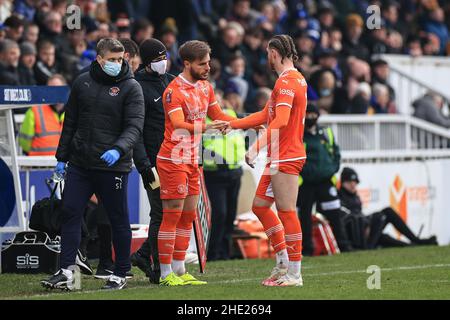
[[255, 159, 306, 202], [156, 158, 200, 200]]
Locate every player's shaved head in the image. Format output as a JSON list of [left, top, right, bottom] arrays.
[[179, 40, 211, 63]]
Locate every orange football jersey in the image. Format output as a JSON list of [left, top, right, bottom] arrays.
[[157, 74, 217, 164], [266, 68, 307, 163]]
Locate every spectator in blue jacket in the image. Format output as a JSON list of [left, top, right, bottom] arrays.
[[423, 7, 449, 55], [13, 0, 36, 22]]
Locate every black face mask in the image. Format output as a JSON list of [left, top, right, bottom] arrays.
[[305, 117, 318, 129]]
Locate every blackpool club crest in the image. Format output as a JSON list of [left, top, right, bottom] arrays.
[[109, 87, 120, 96], [201, 85, 209, 97]]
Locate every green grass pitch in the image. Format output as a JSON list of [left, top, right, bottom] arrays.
[[1, 245, 450, 300]]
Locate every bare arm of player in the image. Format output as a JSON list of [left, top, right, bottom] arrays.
[[246, 105, 291, 168], [169, 109, 227, 133], [229, 104, 269, 130], [207, 104, 236, 121]]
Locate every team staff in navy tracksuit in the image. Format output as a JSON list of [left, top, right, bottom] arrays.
[[41, 38, 144, 291]]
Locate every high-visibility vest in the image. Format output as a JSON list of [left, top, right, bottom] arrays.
[[202, 109, 245, 170], [29, 105, 64, 156]]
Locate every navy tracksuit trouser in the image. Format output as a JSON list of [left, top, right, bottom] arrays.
[[60, 164, 131, 278]]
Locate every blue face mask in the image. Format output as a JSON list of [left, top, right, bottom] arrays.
[[320, 88, 332, 97], [102, 60, 122, 77]]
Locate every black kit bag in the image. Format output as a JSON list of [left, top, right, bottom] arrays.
[[29, 181, 63, 238], [1, 231, 60, 274]]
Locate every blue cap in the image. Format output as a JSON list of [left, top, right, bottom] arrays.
[[297, 9, 308, 20], [307, 29, 321, 42], [307, 19, 321, 32], [81, 49, 96, 62], [225, 81, 240, 95]]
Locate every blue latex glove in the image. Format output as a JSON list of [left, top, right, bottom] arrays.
[[55, 161, 66, 175], [100, 149, 120, 167], [53, 161, 66, 181]]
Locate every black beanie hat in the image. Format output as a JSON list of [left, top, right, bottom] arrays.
[[139, 38, 167, 67], [341, 167, 360, 183]]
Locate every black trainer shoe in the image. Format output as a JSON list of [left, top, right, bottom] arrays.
[[94, 266, 114, 279], [76, 250, 93, 275], [417, 235, 438, 245], [95, 264, 134, 279], [41, 269, 74, 291], [102, 275, 127, 290], [130, 251, 151, 277]]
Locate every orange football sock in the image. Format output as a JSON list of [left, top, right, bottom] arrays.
[[278, 210, 302, 261], [173, 210, 196, 261], [158, 209, 182, 265], [252, 205, 286, 253]]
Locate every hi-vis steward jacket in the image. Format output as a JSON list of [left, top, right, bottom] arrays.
[[19, 105, 64, 155], [202, 108, 245, 171]]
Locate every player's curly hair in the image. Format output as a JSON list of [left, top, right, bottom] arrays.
[[268, 34, 299, 63]]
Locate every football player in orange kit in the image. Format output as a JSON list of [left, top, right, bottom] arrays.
[[156, 40, 236, 286], [225, 35, 308, 286]]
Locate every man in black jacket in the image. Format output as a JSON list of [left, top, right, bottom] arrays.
[[131, 38, 175, 284], [41, 38, 144, 291], [73, 38, 140, 280], [339, 167, 438, 249], [297, 104, 352, 255]]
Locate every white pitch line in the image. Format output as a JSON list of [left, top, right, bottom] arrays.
[[13, 282, 161, 300], [216, 263, 450, 284], [10, 263, 450, 299], [306, 263, 450, 277]]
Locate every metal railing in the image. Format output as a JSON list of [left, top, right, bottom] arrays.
[[4, 113, 450, 162], [388, 64, 450, 115], [320, 114, 450, 162]]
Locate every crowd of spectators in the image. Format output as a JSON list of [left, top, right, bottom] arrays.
[[0, 0, 449, 117]]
